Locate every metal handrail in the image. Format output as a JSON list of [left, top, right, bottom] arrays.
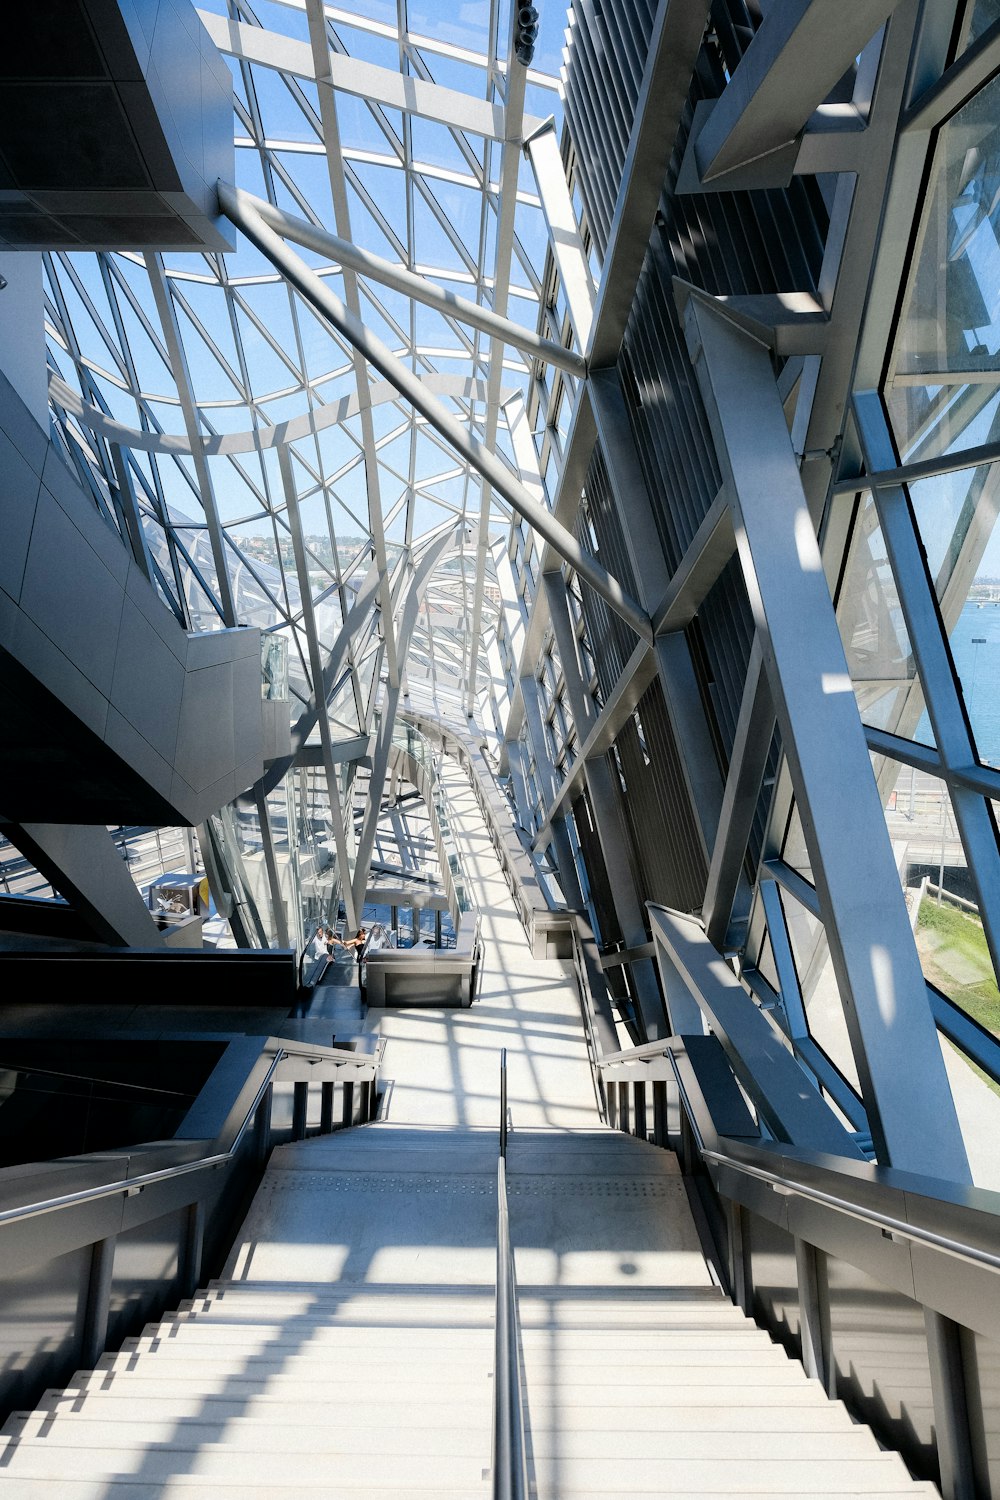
[[0, 1037, 379, 1231], [500, 1045, 508, 1161], [492, 1050, 528, 1500], [664, 1047, 1000, 1279], [0, 1051, 284, 1229], [701, 1147, 1000, 1276]]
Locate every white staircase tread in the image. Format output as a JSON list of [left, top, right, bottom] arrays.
[[0, 1450, 925, 1492], [148, 1319, 774, 1349], [18, 1393, 493, 1426], [529, 1492, 940, 1500], [8, 1399, 860, 1434], [48, 1372, 843, 1406], [524, 1458, 923, 1491], [0, 1486, 494, 1499], [3, 1119, 934, 1497], [0, 1447, 491, 1484], [113, 1339, 788, 1369], [0, 1419, 490, 1455], [0, 1424, 889, 1464], [0, 1488, 939, 1500]]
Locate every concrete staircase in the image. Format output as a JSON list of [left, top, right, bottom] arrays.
[[0, 1125, 940, 1497]]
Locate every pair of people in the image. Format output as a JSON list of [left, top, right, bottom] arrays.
[[312, 922, 368, 967], [336, 925, 368, 1002]]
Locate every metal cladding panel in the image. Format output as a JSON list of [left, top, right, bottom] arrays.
[[615, 676, 709, 911], [562, 0, 830, 809], [0, 2, 235, 251], [571, 789, 623, 948], [823, 1248, 939, 1486], [576, 445, 641, 705], [965, 1326, 1000, 1496], [0, 1241, 91, 1417], [104, 1205, 184, 1353], [745, 1208, 803, 1363], [563, 0, 657, 257]]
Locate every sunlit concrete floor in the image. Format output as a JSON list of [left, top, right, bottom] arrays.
[[358, 751, 600, 1132]]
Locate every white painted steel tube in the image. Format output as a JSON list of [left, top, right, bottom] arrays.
[[240, 188, 588, 379], [219, 181, 653, 647]]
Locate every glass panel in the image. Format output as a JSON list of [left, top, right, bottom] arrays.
[[888, 73, 1000, 461], [908, 462, 1000, 765], [859, 753, 1000, 1185], [907, 778, 989, 1009], [0, 835, 63, 902], [781, 802, 813, 883], [779, 891, 862, 1092], [955, 0, 1000, 54], [836, 493, 936, 746], [755, 931, 781, 994]]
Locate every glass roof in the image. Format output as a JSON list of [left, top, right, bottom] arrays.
[[42, 0, 568, 724]]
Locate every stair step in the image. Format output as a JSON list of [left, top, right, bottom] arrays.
[[154, 1317, 770, 1349], [118, 1337, 784, 1370], [0, 1449, 923, 1491], [0, 1422, 886, 1463], [0, 1419, 489, 1455], [524, 1456, 922, 1491], [530, 1492, 940, 1500], [20, 1393, 492, 1426], [54, 1373, 838, 1405], [0, 1484, 489, 1498], [11, 1396, 856, 1434], [0, 1446, 489, 1485], [89, 1349, 800, 1383]]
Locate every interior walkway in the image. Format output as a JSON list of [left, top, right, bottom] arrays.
[[361, 750, 598, 1130], [0, 749, 939, 1496]]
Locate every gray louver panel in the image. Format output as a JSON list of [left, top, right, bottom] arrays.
[[562, 0, 658, 257], [562, 0, 832, 878]]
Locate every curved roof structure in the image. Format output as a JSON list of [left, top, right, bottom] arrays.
[[42, 0, 572, 723]]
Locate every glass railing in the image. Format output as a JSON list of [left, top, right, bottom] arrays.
[[261, 632, 289, 701]]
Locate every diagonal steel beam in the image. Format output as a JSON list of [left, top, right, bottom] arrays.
[[242, 193, 585, 380], [220, 181, 653, 648], [351, 527, 461, 915], [681, 289, 970, 1183], [693, 0, 906, 185], [198, 10, 545, 140]]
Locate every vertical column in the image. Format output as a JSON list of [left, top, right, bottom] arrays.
[[794, 1237, 827, 1386], [924, 1309, 975, 1500], [80, 1234, 117, 1370], [181, 1200, 206, 1301], [292, 1081, 309, 1141], [254, 1082, 273, 1166]]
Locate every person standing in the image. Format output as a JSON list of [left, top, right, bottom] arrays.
[[336, 926, 368, 1001]]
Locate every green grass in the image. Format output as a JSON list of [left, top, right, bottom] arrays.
[[916, 896, 1000, 1037]]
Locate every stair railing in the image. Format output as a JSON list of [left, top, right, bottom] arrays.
[[0, 1037, 379, 1230], [492, 1048, 529, 1500]]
